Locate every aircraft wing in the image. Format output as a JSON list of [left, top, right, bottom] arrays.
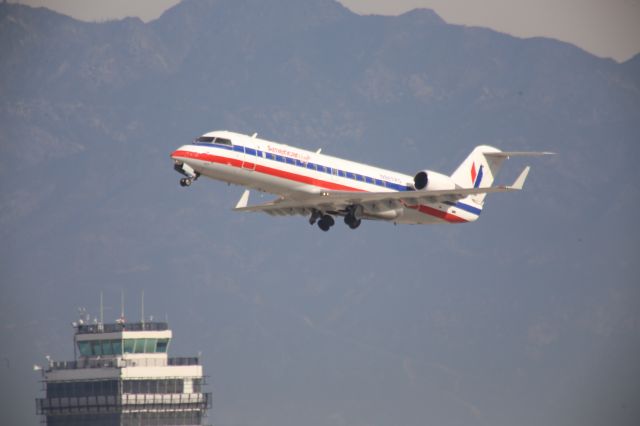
[[235, 166, 530, 216], [234, 196, 327, 216]]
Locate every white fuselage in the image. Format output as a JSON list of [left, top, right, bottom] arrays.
[[171, 131, 480, 224]]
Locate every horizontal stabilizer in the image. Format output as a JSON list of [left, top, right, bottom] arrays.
[[484, 151, 555, 158]]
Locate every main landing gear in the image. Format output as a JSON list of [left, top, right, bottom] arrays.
[[317, 215, 335, 232], [309, 206, 362, 232], [309, 210, 335, 232], [344, 205, 362, 229], [344, 214, 361, 229]]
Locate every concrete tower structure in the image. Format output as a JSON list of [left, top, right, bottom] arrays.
[[36, 312, 211, 425]]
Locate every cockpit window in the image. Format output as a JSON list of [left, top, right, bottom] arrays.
[[196, 136, 214, 143], [195, 136, 233, 146]]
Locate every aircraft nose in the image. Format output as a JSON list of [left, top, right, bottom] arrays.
[[170, 145, 189, 160]]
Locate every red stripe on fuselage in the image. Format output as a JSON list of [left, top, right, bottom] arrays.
[[404, 204, 468, 223]]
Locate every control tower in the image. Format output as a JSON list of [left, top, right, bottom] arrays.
[[35, 312, 211, 425]]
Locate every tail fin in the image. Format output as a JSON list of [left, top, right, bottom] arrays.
[[450, 145, 506, 206], [450, 146, 554, 207]]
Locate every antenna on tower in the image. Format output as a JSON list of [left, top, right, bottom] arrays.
[[116, 289, 126, 325], [141, 290, 145, 326], [99, 292, 104, 325]]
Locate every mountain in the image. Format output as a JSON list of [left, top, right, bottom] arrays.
[[1, 1, 639, 425]]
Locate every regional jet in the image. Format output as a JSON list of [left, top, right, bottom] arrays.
[[171, 131, 552, 231]]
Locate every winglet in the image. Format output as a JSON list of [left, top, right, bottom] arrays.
[[511, 166, 530, 190], [235, 189, 251, 209]]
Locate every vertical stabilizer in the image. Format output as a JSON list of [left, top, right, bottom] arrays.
[[450, 145, 507, 206]]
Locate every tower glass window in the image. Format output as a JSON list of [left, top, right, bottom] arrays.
[[144, 338, 157, 353], [156, 339, 169, 353]]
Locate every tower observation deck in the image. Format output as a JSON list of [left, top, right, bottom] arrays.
[[35, 318, 211, 425]]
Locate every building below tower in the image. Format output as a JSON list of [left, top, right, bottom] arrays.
[[35, 316, 211, 425]]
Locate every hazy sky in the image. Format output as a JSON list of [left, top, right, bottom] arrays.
[[8, 0, 640, 62]]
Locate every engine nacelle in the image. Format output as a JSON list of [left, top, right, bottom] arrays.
[[413, 170, 456, 191]]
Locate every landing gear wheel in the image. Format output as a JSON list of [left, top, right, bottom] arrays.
[[317, 214, 335, 231], [344, 213, 362, 229], [345, 216, 361, 229], [344, 205, 363, 229], [309, 210, 322, 225], [180, 177, 192, 187]]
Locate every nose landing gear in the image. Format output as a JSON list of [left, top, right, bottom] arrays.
[[175, 162, 199, 187]]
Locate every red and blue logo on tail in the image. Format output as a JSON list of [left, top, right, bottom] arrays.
[[471, 162, 484, 188]]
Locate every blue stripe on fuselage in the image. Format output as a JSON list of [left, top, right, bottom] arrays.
[[444, 201, 482, 215]]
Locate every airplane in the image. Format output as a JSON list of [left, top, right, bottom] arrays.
[[171, 130, 553, 231]]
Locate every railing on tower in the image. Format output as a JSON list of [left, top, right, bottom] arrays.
[[76, 322, 169, 334], [47, 357, 201, 371]]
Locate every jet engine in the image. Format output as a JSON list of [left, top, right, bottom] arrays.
[[413, 170, 456, 191]]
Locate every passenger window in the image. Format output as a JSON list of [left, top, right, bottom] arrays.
[[286, 157, 295, 165], [307, 163, 316, 170], [316, 165, 325, 173], [355, 174, 363, 182], [346, 172, 354, 179], [338, 170, 345, 177], [266, 153, 274, 160]]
